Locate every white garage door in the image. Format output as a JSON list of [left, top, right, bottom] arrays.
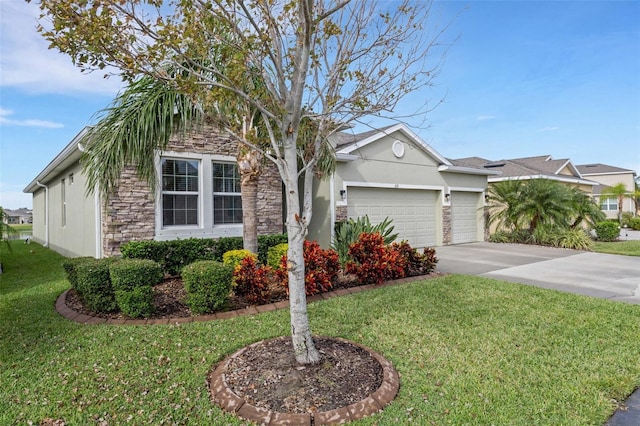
[[347, 187, 436, 248], [451, 191, 479, 244]]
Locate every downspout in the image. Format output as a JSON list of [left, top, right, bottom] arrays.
[[78, 142, 102, 258], [35, 181, 49, 247], [329, 173, 336, 247]]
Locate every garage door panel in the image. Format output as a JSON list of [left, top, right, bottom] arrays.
[[347, 188, 436, 247], [451, 192, 479, 244]]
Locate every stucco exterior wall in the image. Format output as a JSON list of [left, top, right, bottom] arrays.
[[31, 189, 46, 246], [43, 162, 98, 258]]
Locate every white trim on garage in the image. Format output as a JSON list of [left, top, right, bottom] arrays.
[[346, 186, 438, 248], [451, 191, 481, 244]]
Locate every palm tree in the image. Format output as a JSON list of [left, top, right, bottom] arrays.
[[486, 180, 526, 232], [82, 71, 271, 254], [567, 186, 605, 229], [600, 183, 633, 224], [518, 179, 574, 233]]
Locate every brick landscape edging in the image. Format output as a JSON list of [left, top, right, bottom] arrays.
[[207, 336, 400, 425], [55, 273, 441, 325]]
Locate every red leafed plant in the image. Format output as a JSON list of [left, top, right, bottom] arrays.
[[233, 256, 273, 305], [346, 232, 406, 285], [390, 241, 438, 277], [278, 240, 340, 296]]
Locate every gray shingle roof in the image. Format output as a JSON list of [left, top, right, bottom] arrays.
[[576, 163, 635, 175]]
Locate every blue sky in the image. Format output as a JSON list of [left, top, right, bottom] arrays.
[[1, 0, 639, 210]]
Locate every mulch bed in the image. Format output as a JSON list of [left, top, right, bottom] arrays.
[[65, 272, 363, 321], [220, 336, 384, 414]]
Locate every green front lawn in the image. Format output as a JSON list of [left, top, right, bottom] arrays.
[[593, 240, 640, 256], [1, 243, 639, 425]]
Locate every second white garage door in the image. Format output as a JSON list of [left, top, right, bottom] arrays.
[[347, 187, 437, 248], [451, 191, 480, 244]]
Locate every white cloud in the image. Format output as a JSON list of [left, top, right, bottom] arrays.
[[536, 126, 559, 132], [0, 108, 63, 128], [0, 1, 123, 96], [476, 115, 496, 122]]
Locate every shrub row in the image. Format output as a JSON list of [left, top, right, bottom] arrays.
[[489, 227, 595, 250], [120, 234, 287, 275], [62, 257, 163, 317]]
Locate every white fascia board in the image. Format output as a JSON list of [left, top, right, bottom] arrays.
[[489, 174, 599, 186], [438, 164, 502, 176], [343, 180, 444, 191], [555, 160, 583, 178], [581, 170, 637, 177], [24, 127, 90, 193], [336, 153, 359, 162], [336, 123, 452, 166]]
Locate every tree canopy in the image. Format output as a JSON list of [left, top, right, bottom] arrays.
[[34, 0, 448, 364]]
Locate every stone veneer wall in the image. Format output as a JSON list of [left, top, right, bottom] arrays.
[[442, 206, 451, 245], [102, 127, 283, 256], [335, 206, 348, 223]]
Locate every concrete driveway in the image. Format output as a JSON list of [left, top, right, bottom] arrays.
[[435, 242, 640, 304]]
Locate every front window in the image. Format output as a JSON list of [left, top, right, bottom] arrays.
[[162, 158, 199, 226], [212, 162, 242, 224], [600, 197, 618, 211]]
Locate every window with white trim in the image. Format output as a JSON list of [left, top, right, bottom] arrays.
[[212, 162, 242, 224], [600, 197, 618, 211], [161, 158, 200, 226], [156, 153, 244, 240]]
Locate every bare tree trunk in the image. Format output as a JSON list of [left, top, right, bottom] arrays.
[[238, 149, 261, 254], [282, 127, 320, 364]]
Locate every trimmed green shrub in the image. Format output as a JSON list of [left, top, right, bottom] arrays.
[[114, 287, 154, 318], [121, 234, 287, 275], [267, 243, 288, 270], [222, 249, 256, 270], [629, 217, 640, 231], [75, 258, 119, 313], [594, 221, 620, 242], [257, 234, 288, 265], [109, 259, 162, 318], [332, 216, 398, 266], [182, 261, 233, 314], [62, 257, 96, 290], [109, 259, 163, 292]]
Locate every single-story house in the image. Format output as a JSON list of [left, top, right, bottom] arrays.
[[25, 123, 497, 258], [2, 208, 33, 225], [575, 163, 637, 218]]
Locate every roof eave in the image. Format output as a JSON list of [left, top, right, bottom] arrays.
[[438, 165, 502, 176], [23, 127, 90, 193]]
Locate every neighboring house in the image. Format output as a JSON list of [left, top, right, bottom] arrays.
[[2, 208, 33, 224], [450, 155, 599, 192], [308, 124, 498, 249], [449, 155, 600, 233], [575, 163, 637, 219], [25, 123, 496, 258]]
